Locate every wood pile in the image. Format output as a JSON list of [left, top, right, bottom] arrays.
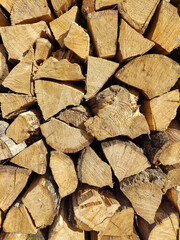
[[0, 0, 179, 239]]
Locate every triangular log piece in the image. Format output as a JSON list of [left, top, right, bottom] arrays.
[[50, 0, 77, 17]]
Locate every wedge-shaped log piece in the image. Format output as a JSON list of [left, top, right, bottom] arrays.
[[0, 94, 36, 119], [101, 139, 150, 182], [77, 146, 113, 188], [0, 232, 27, 240], [72, 185, 120, 231], [41, 118, 94, 153], [118, 19, 155, 62], [50, 6, 78, 47], [138, 198, 179, 240], [3, 203, 37, 234], [34, 57, 84, 81], [64, 22, 90, 60], [1, 21, 51, 62], [0, 0, 16, 13], [95, 0, 121, 10], [162, 164, 180, 188], [85, 56, 119, 100], [84, 85, 149, 140], [146, 1, 180, 54], [35, 38, 51, 64], [0, 166, 31, 212], [22, 175, 60, 229], [50, 151, 78, 198], [0, 44, 9, 81], [87, 10, 118, 58], [51, 0, 76, 16], [115, 54, 180, 99], [81, 0, 94, 19], [120, 169, 166, 224], [167, 186, 180, 212], [35, 80, 84, 120], [118, 0, 160, 33]]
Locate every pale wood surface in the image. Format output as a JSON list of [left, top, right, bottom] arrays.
[[0, 44, 9, 80], [51, 0, 77, 16], [166, 186, 180, 212], [95, 0, 121, 10], [0, 232, 27, 240], [35, 38, 51, 63], [0, 0, 16, 12], [163, 164, 180, 188]]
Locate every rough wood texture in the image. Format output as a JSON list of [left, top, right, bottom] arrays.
[[50, 151, 78, 198], [50, 6, 78, 47], [81, 0, 94, 19], [118, 0, 160, 33], [22, 175, 60, 229], [101, 139, 150, 182], [146, 0, 180, 54], [87, 10, 118, 58], [84, 85, 149, 140], [162, 164, 180, 188], [41, 118, 93, 153], [72, 185, 120, 231], [166, 120, 180, 142], [85, 56, 119, 100], [0, 166, 31, 212], [115, 54, 180, 99], [0, 44, 9, 81], [0, 232, 27, 240], [77, 146, 113, 188], [51, 0, 76, 16], [166, 186, 180, 212], [0, 0, 16, 13], [35, 38, 51, 63], [95, 0, 120, 10]]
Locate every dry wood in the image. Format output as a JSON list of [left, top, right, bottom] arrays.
[[52, 49, 75, 62], [87, 10, 118, 58], [84, 85, 149, 140], [101, 139, 150, 182], [0, 44, 9, 81], [22, 175, 60, 229], [0, 166, 31, 212], [81, 0, 94, 19], [0, 232, 27, 240], [72, 184, 120, 231], [77, 146, 113, 188], [162, 164, 180, 188], [40, 118, 94, 153], [64, 22, 90, 60], [115, 54, 180, 99], [166, 119, 180, 142], [50, 6, 78, 47], [146, 0, 180, 54], [50, 151, 78, 198], [51, 0, 76, 16], [35, 38, 51, 64], [118, 0, 160, 33], [95, 0, 120, 10], [0, 210, 2, 227], [0, 8, 9, 26], [166, 186, 180, 212], [0, 0, 16, 13], [85, 56, 119, 100], [117, 19, 155, 62], [35, 80, 84, 120]]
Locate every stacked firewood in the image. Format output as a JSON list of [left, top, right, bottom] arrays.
[[0, 0, 179, 239]]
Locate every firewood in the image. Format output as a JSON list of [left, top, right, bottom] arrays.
[[35, 80, 84, 120], [0, 8, 9, 26], [85, 56, 119, 100], [115, 54, 180, 99], [87, 10, 118, 58], [40, 118, 94, 153], [138, 198, 179, 240], [81, 0, 94, 19], [117, 19, 155, 63], [49, 6, 78, 47], [35, 38, 51, 64], [118, 0, 160, 33], [84, 85, 149, 140], [0, 21, 51, 62], [0, 0, 16, 13], [0, 166, 31, 212], [64, 22, 90, 60], [101, 139, 150, 182], [166, 186, 180, 212], [50, 0, 76, 17], [0, 210, 3, 227], [22, 175, 60, 229], [3, 202, 37, 234], [166, 119, 180, 142], [72, 184, 120, 231], [95, 0, 120, 10], [0, 44, 9, 81], [34, 57, 85, 81], [50, 151, 78, 198], [2, 47, 34, 95], [10, 0, 53, 25], [77, 146, 113, 188], [120, 169, 166, 224], [162, 164, 180, 188], [0, 232, 27, 240], [146, 0, 180, 54]]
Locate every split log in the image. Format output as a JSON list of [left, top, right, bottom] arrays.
[[87, 10, 118, 58], [0, 44, 9, 81], [117, 19, 155, 63], [77, 146, 113, 188], [115, 54, 180, 99], [85, 56, 119, 100], [0, 166, 31, 212], [22, 175, 60, 229], [118, 0, 160, 33], [81, 0, 94, 19], [0, 0, 16, 13], [50, 0, 76, 16], [166, 119, 180, 142], [50, 151, 78, 198], [35, 38, 51, 64], [162, 164, 180, 188], [10, 0, 53, 25], [0, 210, 3, 227], [0, 232, 27, 240], [146, 0, 180, 54], [64, 22, 90, 60], [49, 6, 78, 47], [40, 118, 94, 153], [72, 184, 120, 231], [0, 8, 9, 26], [120, 169, 166, 224], [84, 85, 149, 140], [166, 186, 180, 212], [35, 80, 84, 120], [101, 139, 150, 182], [95, 0, 120, 10]]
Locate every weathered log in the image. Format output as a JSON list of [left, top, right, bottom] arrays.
[[81, 0, 94, 19]]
